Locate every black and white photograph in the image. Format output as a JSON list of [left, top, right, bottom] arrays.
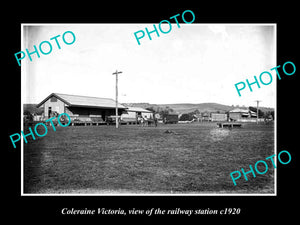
[[4, 3, 299, 222], [21, 23, 276, 195]]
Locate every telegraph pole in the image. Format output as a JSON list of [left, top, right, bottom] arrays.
[[112, 70, 122, 128], [255, 100, 261, 124]]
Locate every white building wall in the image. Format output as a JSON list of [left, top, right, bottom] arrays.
[[141, 112, 153, 119], [42, 97, 65, 118]]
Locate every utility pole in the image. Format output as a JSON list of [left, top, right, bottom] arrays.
[[255, 100, 261, 124], [112, 70, 122, 128]]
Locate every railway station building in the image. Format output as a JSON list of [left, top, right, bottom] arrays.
[[36, 93, 127, 123]]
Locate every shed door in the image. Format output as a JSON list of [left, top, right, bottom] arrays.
[[48, 107, 52, 117]]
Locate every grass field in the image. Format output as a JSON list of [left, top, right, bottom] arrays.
[[24, 122, 275, 194]]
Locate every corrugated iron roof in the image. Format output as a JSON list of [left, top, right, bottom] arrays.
[[229, 108, 249, 113], [126, 107, 152, 113], [229, 108, 257, 115], [37, 93, 126, 109]]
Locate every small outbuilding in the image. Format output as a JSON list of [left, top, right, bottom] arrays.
[[121, 107, 153, 124], [229, 108, 257, 121], [211, 112, 228, 122]]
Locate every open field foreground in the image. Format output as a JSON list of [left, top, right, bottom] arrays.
[[24, 123, 274, 194]]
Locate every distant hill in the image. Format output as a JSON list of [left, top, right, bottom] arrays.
[[123, 102, 235, 114], [161, 103, 234, 114], [122, 102, 274, 114]]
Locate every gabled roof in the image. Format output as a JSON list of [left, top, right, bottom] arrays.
[[229, 108, 249, 113], [229, 108, 257, 115], [36, 93, 126, 109], [126, 107, 152, 113]]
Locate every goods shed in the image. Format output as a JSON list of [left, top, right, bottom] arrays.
[[36, 93, 127, 124]]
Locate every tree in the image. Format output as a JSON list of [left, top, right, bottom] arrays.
[[249, 106, 264, 118], [192, 109, 200, 114], [179, 113, 193, 121], [270, 111, 274, 120], [23, 109, 33, 121], [264, 110, 274, 120], [157, 106, 175, 118]]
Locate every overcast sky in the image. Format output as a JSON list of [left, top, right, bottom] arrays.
[[22, 24, 276, 107]]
